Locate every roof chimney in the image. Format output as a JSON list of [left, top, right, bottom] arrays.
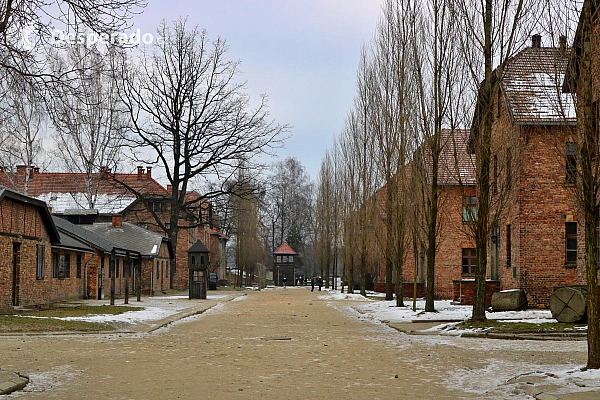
[[112, 215, 123, 228], [559, 35, 567, 56], [146, 167, 152, 180], [532, 34, 541, 48], [137, 166, 144, 181], [99, 166, 111, 181]]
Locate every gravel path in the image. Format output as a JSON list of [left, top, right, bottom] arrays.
[[0, 288, 589, 399]]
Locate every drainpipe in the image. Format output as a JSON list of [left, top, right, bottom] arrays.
[[83, 252, 95, 300]]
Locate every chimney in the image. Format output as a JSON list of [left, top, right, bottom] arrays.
[[532, 34, 541, 48], [16, 165, 26, 175], [99, 166, 111, 181], [146, 167, 152, 180], [112, 215, 123, 228], [559, 35, 567, 56], [137, 166, 144, 181]]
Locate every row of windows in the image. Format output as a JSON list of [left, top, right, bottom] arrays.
[[148, 201, 167, 213], [36, 247, 82, 280], [461, 222, 580, 275], [275, 255, 294, 263]]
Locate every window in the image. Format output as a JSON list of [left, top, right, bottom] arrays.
[[566, 142, 577, 184], [462, 195, 477, 222], [161, 202, 167, 212], [566, 222, 577, 265], [289, 256, 294, 263], [506, 225, 511, 267], [462, 248, 477, 274], [59, 253, 70, 279], [76, 254, 82, 278], [282, 256, 288, 263], [52, 252, 59, 278], [156, 260, 160, 278], [276, 255, 282, 263], [166, 261, 169, 277], [36, 245, 45, 280], [108, 258, 113, 278], [148, 201, 154, 212]]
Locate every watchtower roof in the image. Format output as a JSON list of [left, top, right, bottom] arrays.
[[273, 242, 296, 255]]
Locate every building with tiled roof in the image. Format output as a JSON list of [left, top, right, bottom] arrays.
[[466, 35, 580, 308], [0, 166, 228, 291]]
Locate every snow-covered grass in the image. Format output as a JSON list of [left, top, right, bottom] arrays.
[[320, 290, 556, 330]]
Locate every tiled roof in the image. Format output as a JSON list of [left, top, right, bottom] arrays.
[[422, 129, 476, 186], [53, 216, 119, 253], [502, 47, 576, 125], [210, 228, 229, 240], [274, 242, 296, 255], [0, 169, 168, 213], [81, 222, 171, 258]]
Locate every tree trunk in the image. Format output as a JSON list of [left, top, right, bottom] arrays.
[[472, 0, 493, 322], [581, 0, 600, 366]]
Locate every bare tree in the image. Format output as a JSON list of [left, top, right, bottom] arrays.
[[47, 44, 126, 208], [267, 157, 313, 275], [452, 0, 538, 321], [0, 73, 47, 194], [118, 19, 287, 286]]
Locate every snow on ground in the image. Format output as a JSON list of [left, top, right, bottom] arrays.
[[318, 291, 371, 301], [320, 290, 556, 332]]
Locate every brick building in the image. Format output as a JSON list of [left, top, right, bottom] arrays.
[[367, 129, 476, 300], [0, 186, 93, 312], [470, 36, 578, 307], [0, 166, 227, 291]]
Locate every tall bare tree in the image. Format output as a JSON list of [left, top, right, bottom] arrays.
[[118, 19, 287, 286], [0, 73, 47, 194], [48, 44, 126, 208], [453, 0, 537, 321]]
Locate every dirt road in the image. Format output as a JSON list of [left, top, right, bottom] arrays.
[[0, 288, 588, 399]]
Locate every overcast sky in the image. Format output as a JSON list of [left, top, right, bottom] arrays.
[[133, 0, 386, 181]]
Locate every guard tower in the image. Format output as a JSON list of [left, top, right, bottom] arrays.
[[273, 242, 296, 286], [188, 240, 209, 299]]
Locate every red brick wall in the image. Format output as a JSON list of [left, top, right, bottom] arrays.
[[489, 85, 583, 308], [0, 198, 85, 312], [452, 279, 500, 306]]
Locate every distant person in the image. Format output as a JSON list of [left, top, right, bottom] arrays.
[[318, 276, 322, 291], [311, 277, 315, 292], [282, 276, 287, 288]]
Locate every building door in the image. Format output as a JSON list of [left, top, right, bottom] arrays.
[[12, 243, 21, 306]]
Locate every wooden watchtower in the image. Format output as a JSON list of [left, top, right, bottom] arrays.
[[273, 242, 296, 286]]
